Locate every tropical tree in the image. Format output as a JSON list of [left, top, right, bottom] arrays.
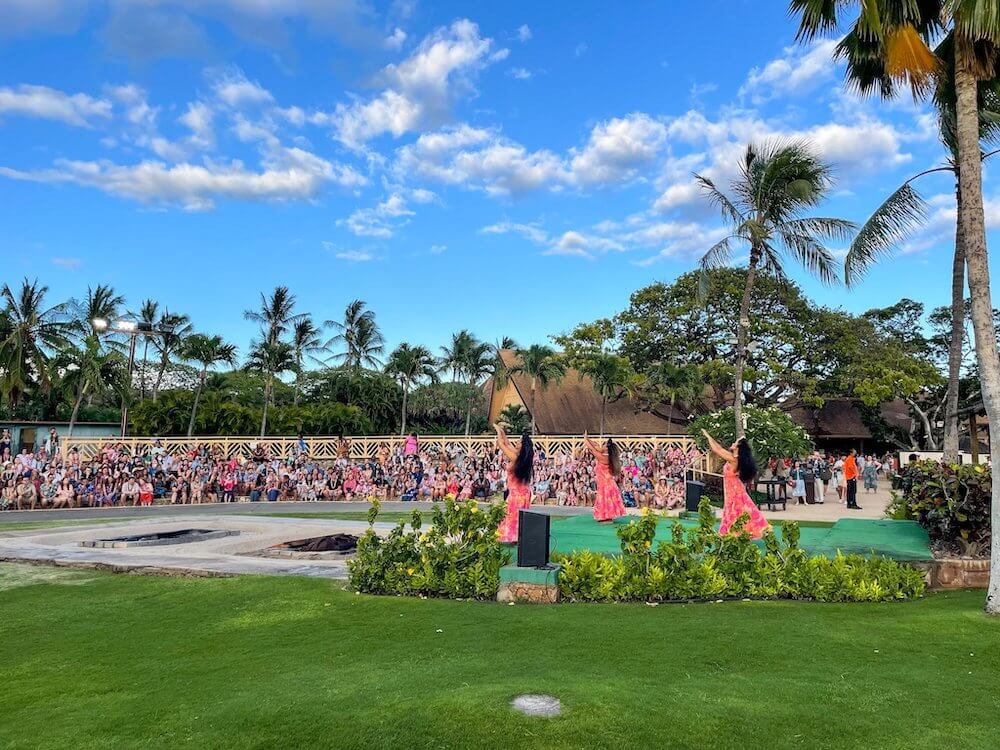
[[0, 279, 74, 407], [245, 340, 295, 436], [244, 286, 303, 346], [325, 300, 384, 371], [497, 403, 531, 434], [696, 140, 852, 438], [841, 43, 1000, 462], [75, 284, 125, 335], [509, 345, 567, 434], [461, 342, 494, 435], [150, 311, 192, 400], [790, 0, 1000, 615], [182, 334, 238, 437], [133, 299, 159, 399], [384, 343, 438, 434], [439, 330, 476, 382], [577, 352, 635, 435], [291, 317, 324, 405], [635, 361, 704, 424], [57, 336, 127, 437]]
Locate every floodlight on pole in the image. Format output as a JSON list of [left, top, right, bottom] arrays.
[[91, 317, 109, 331]]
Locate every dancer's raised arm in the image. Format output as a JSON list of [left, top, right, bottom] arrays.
[[493, 423, 517, 461], [701, 429, 736, 466], [582, 432, 606, 464]]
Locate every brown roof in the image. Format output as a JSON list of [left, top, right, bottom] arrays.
[[491, 350, 687, 434], [789, 398, 910, 439]]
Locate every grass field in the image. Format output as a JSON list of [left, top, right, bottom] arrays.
[[1, 563, 998, 749]]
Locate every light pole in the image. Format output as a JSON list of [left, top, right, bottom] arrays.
[[92, 317, 174, 438]]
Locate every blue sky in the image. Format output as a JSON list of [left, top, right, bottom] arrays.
[[0, 1, 987, 358]]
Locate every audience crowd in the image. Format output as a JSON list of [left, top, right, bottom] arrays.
[[0, 430, 702, 511], [760, 451, 896, 504]]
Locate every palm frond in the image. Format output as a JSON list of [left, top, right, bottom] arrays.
[[697, 236, 734, 301], [694, 174, 744, 226], [775, 231, 839, 286], [846, 182, 928, 287]]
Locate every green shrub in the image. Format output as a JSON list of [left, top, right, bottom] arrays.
[[689, 405, 812, 461], [892, 461, 991, 556], [556, 500, 925, 603], [348, 498, 511, 600]]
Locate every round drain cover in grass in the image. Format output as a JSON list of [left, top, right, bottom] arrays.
[[511, 694, 561, 717]]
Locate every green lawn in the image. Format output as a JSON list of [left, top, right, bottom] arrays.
[[0, 518, 128, 532], [1, 564, 997, 749]]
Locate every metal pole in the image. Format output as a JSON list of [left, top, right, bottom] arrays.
[[121, 334, 137, 437]]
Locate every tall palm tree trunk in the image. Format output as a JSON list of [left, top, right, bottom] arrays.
[[68, 383, 85, 438], [530, 377, 537, 434], [140, 340, 149, 400], [187, 370, 206, 438], [733, 253, 759, 440], [954, 59, 1000, 615], [943, 183, 966, 463], [400, 385, 409, 435], [260, 375, 272, 437]]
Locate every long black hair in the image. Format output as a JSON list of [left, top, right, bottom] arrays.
[[736, 438, 757, 482], [606, 438, 621, 476], [512, 431, 534, 483]]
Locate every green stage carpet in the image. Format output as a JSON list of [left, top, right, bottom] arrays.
[[545, 514, 933, 562]]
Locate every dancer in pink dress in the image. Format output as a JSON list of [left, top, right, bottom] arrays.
[[584, 433, 626, 522], [494, 424, 533, 543], [701, 429, 770, 539]]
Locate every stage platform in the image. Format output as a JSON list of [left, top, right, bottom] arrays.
[[543, 514, 933, 562]]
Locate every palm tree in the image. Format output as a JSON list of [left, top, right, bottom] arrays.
[[291, 317, 324, 405], [440, 330, 476, 382], [182, 334, 237, 437], [577, 353, 634, 435], [791, 0, 1000, 615], [639, 361, 703, 425], [77, 284, 124, 333], [58, 336, 127, 437], [509, 345, 567, 434], [245, 340, 295, 436], [325, 300, 384, 370], [133, 299, 159, 399], [244, 286, 303, 346], [696, 140, 853, 438], [461, 342, 494, 435], [0, 279, 74, 407], [844, 80, 1000, 461], [150, 311, 192, 400], [384, 343, 438, 434]]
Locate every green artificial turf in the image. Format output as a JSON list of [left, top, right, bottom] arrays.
[[0, 518, 129, 532], [549, 514, 933, 561], [2, 563, 998, 749]]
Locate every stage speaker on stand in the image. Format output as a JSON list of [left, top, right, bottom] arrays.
[[685, 479, 705, 512], [517, 510, 550, 568]]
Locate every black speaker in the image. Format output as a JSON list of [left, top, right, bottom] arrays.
[[517, 510, 550, 568], [685, 480, 705, 512]]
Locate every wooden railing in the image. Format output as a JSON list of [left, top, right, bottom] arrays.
[[62, 434, 708, 472]]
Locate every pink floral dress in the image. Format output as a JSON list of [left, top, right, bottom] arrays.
[[720, 463, 770, 539], [593, 460, 626, 521], [498, 466, 532, 543]]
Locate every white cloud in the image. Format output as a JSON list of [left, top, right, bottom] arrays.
[[516, 25, 532, 43], [0, 0, 90, 38], [336, 249, 375, 262], [179, 101, 214, 147], [0, 147, 365, 210], [508, 67, 532, 80], [480, 221, 549, 245], [570, 113, 667, 186], [385, 27, 407, 50], [429, 243, 447, 254], [51, 256, 82, 269], [740, 39, 840, 104], [0, 84, 111, 126], [333, 19, 502, 147], [340, 192, 415, 238], [212, 70, 274, 108]]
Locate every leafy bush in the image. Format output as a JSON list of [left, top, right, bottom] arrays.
[[891, 461, 991, 556], [557, 500, 925, 603], [348, 499, 512, 600], [689, 405, 812, 460]]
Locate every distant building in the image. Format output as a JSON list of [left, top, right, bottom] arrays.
[[787, 398, 912, 453], [1, 421, 120, 454], [486, 350, 687, 435]]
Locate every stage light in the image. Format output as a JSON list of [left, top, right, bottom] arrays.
[[91, 318, 109, 331], [115, 320, 138, 332]]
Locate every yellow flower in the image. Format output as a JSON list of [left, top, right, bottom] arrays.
[[406, 567, 415, 575], [641, 506, 650, 516], [470, 505, 479, 513], [645, 540, 652, 548]]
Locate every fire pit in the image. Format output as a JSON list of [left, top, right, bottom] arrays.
[[81, 529, 239, 549], [257, 533, 359, 559]]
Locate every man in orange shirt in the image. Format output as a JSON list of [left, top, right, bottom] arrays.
[[843, 449, 860, 510]]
